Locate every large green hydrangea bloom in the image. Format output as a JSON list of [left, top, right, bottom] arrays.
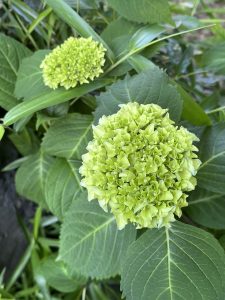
[[80, 102, 201, 229], [40, 37, 106, 90]]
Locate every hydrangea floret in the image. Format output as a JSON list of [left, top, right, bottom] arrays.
[[80, 102, 201, 230], [40, 37, 106, 90]]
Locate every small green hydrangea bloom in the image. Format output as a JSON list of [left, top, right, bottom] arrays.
[[80, 102, 201, 230], [40, 37, 106, 90]]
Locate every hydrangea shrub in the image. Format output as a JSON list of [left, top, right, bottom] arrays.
[[80, 102, 201, 229], [40, 37, 106, 89], [2, 0, 225, 297]]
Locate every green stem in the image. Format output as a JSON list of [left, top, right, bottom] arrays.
[[206, 106, 225, 115]]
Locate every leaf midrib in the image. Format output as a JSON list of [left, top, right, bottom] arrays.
[[188, 194, 220, 206], [199, 150, 225, 170], [166, 228, 173, 300], [60, 216, 115, 259], [69, 122, 92, 158]]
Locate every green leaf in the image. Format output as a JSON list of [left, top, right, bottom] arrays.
[[202, 42, 225, 74], [127, 56, 211, 126], [186, 187, 225, 229], [95, 68, 182, 123], [59, 192, 136, 279], [101, 18, 140, 50], [177, 84, 211, 126], [128, 25, 165, 51], [45, 0, 114, 62], [45, 158, 83, 220], [128, 54, 156, 72], [2, 157, 28, 172], [42, 113, 93, 160], [0, 34, 31, 110], [37, 255, 86, 293], [197, 124, 225, 194], [102, 20, 163, 58], [65, 0, 98, 9], [14, 50, 51, 101], [121, 221, 225, 300], [15, 151, 55, 206], [0, 125, 5, 141], [9, 128, 40, 156], [107, 0, 172, 24], [3, 78, 111, 126]]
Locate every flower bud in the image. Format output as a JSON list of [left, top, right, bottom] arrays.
[[40, 37, 106, 89]]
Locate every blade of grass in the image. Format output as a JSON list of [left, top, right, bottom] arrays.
[[6, 239, 35, 291], [15, 286, 38, 298], [28, 7, 52, 34], [33, 206, 42, 240], [11, 0, 49, 41], [14, 14, 39, 50], [206, 106, 225, 114]]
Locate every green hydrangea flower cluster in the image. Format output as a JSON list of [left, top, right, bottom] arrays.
[[80, 102, 201, 230], [40, 37, 106, 90]]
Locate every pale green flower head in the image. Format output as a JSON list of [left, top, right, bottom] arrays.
[[40, 37, 106, 90], [80, 102, 201, 230]]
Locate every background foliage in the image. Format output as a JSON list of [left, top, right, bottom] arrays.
[[0, 0, 225, 299]]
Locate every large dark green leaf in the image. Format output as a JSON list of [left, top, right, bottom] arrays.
[[128, 55, 211, 126], [177, 84, 211, 126], [45, 158, 83, 220], [59, 193, 136, 279], [197, 124, 225, 194], [15, 152, 55, 206], [107, 0, 172, 24], [121, 221, 225, 300], [94, 68, 182, 123], [101, 18, 140, 50], [42, 113, 93, 160], [0, 34, 31, 110], [3, 79, 111, 126], [14, 50, 51, 101], [186, 187, 225, 229]]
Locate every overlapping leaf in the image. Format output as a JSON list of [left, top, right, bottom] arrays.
[[37, 255, 86, 293], [94, 68, 182, 123], [197, 124, 225, 194], [45, 158, 83, 220], [9, 128, 40, 156], [16, 151, 55, 206], [121, 221, 225, 300], [42, 113, 93, 160], [0, 34, 31, 110], [59, 193, 136, 279], [202, 42, 225, 74], [186, 187, 225, 229], [14, 50, 50, 101]]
